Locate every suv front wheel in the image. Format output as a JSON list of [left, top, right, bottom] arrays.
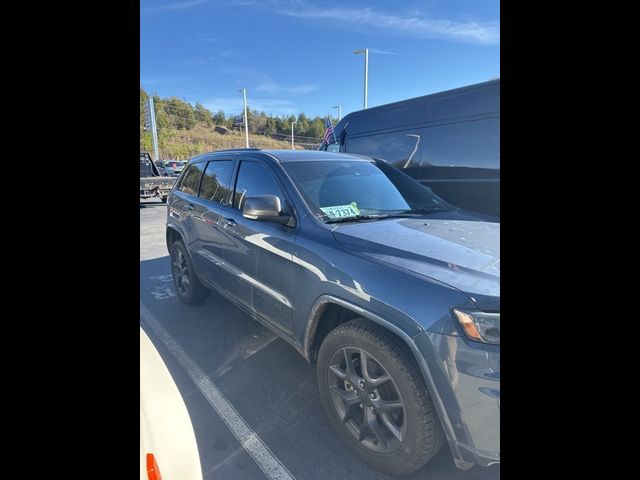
[[317, 318, 443, 476]]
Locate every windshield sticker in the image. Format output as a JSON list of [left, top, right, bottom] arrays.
[[320, 202, 360, 219]]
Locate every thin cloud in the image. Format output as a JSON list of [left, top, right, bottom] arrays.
[[249, 99, 298, 115], [180, 55, 216, 66], [202, 96, 298, 116], [220, 64, 268, 81], [219, 65, 315, 96], [142, 0, 255, 12], [141, 0, 210, 13], [178, 33, 195, 46], [200, 36, 216, 42], [141, 74, 193, 85], [256, 81, 319, 95], [277, 4, 499, 45], [368, 48, 397, 55], [181, 58, 207, 66]]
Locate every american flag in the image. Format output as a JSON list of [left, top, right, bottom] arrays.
[[322, 117, 335, 145]]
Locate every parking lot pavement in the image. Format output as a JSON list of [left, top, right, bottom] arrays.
[[139, 198, 500, 480]]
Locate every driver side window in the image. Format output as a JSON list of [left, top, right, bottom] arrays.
[[233, 161, 285, 210]]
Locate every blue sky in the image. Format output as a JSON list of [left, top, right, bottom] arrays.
[[141, 0, 499, 118]]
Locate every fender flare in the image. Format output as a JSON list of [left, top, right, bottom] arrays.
[[166, 224, 186, 250]]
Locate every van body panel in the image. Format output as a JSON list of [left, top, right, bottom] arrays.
[[327, 80, 500, 217]]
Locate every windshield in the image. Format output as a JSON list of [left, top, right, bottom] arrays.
[[281, 159, 453, 222]]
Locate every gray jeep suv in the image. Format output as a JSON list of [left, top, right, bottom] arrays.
[[166, 149, 500, 476]]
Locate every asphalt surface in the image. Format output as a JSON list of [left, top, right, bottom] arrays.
[[139, 198, 500, 480]]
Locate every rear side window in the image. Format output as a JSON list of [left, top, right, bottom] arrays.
[[233, 161, 284, 210], [346, 131, 422, 169], [199, 160, 234, 205], [326, 143, 340, 152], [177, 163, 204, 195]]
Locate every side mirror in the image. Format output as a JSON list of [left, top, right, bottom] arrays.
[[242, 195, 295, 226]]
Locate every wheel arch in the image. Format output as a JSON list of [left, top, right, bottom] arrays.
[[166, 225, 186, 252], [166, 225, 202, 275], [303, 294, 475, 470], [302, 296, 422, 365]]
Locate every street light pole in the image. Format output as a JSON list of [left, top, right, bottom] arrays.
[[353, 48, 369, 109], [332, 105, 342, 121], [239, 88, 249, 147], [291, 120, 297, 149], [364, 48, 368, 109], [147, 97, 160, 161]]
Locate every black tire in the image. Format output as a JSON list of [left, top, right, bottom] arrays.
[[170, 240, 209, 304], [161, 196, 167, 203], [317, 318, 444, 476]]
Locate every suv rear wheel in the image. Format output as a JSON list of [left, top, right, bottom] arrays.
[[317, 318, 443, 476], [170, 240, 210, 304]]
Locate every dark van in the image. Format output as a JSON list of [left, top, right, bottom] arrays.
[[321, 79, 499, 217]]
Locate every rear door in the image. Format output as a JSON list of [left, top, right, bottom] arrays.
[[190, 156, 237, 290], [217, 158, 297, 335], [168, 162, 206, 261]]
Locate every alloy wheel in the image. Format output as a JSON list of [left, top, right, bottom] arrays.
[[171, 247, 191, 296], [327, 347, 406, 454]]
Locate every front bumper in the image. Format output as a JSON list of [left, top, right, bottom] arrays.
[[413, 331, 500, 468]]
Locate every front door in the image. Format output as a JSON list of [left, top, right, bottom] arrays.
[[218, 159, 297, 335]]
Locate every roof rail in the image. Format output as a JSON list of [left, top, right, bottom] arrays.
[[217, 147, 261, 152]]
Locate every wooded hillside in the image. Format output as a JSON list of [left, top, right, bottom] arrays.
[[140, 88, 336, 159]]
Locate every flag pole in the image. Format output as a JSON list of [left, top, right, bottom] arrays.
[[329, 115, 338, 144]]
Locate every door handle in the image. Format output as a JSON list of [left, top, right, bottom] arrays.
[[186, 203, 195, 210], [221, 217, 237, 227]]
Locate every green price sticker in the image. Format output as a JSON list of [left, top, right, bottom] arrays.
[[320, 202, 360, 219]]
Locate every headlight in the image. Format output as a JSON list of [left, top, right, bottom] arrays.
[[453, 309, 500, 345]]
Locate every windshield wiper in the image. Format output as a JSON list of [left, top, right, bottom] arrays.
[[324, 214, 388, 224], [323, 206, 453, 224], [399, 206, 453, 215]]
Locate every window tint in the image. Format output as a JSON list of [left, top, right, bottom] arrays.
[[420, 117, 499, 169], [326, 142, 340, 152], [346, 131, 422, 170], [178, 163, 204, 195], [233, 161, 284, 210], [199, 160, 234, 205]]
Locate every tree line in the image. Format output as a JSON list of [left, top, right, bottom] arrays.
[[140, 87, 337, 140]]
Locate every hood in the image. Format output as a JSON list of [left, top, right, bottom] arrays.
[[331, 217, 500, 310]]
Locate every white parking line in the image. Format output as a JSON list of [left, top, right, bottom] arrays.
[[140, 302, 296, 480]]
